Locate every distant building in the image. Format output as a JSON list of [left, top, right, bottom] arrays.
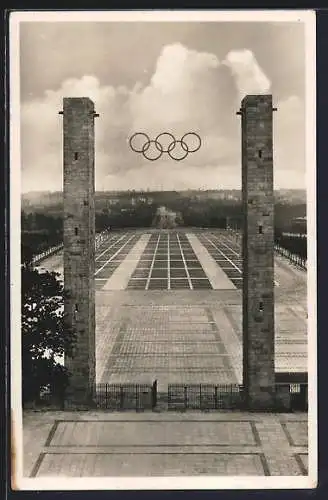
[[152, 206, 177, 229]]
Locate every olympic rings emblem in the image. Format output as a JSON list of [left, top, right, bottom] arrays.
[[129, 132, 202, 161]]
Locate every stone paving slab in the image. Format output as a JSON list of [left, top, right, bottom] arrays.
[[35, 452, 267, 477], [115, 341, 227, 355], [282, 421, 308, 447], [295, 453, 309, 475], [23, 411, 309, 478], [210, 307, 243, 383], [24, 410, 309, 422], [96, 289, 243, 306], [220, 303, 307, 377], [49, 420, 257, 447]]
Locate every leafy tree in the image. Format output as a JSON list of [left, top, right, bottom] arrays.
[[21, 257, 76, 405]]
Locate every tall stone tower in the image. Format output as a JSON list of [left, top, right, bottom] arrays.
[[239, 94, 276, 410], [61, 97, 98, 405]]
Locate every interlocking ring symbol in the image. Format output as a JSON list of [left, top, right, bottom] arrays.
[[129, 132, 201, 161]]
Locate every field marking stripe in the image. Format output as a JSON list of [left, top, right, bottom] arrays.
[[202, 234, 242, 273], [167, 233, 171, 290], [187, 234, 236, 290], [210, 232, 280, 287], [94, 235, 136, 276], [95, 234, 127, 262], [145, 234, 161, 290], [103, 234, 151, 290], [176, 233, 193, 290]]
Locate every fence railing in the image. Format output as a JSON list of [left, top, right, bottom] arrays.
[[32, 243, 64, 264], [31, 228, 112, 265], [274, 244, 307, 270], [93, 382, 157, 411], [167, 383, 244, 410], [95, 228, 112, 251], [36, 379, 307, 412], [275, 383, 308, 411], [225, 230, 307, 271], [282, 232, 307, 238]]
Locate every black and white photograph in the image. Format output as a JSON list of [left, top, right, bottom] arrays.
[[10, 10, 317, 489]]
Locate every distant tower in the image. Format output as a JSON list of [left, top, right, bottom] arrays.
[[239, 95, 276, 410], [61, 97, 98, 406]]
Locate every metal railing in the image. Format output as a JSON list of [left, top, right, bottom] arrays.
[[31, 228, 113, 265], [36, 379, 307, 412], [94, 382, 156, 410], [225, 230, 307, 271], [167, 383, 244, 410], [32, 243, 64, 264], [274, 244, 307, 270]]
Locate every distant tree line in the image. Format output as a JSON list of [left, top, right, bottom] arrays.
[[96, 205, 157, 231], [274, 203, 306, 232], [177, 201, 242, 228], [21, 200, 306, 258], [21, 211, 63, 260]]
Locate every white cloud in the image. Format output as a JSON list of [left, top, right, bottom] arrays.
[[20, 44, 305, 192], [273, 95, 305, 187], [223, 49, 271, 99]]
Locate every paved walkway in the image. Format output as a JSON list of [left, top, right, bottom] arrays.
[[211, 307, 243, 382], [23, 411, 309, 478], [187, 234, 236, 289], [36, 252, 63, 275]]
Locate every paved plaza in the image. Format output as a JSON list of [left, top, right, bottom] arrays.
[[41, 229, 307, 385], [27, 229, 309, 477], [23, 411, 308, 477], [95, 292, 307, 386]]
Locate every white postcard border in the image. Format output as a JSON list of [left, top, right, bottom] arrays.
[[9, 9, 317, 490]]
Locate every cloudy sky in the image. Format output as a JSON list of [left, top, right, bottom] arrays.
[[19, 19, 308, 192]]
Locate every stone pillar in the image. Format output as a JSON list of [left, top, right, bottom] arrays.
[[239, 94, 276, 410], [61, 97, 98, 407]]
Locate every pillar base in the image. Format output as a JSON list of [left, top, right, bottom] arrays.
[[64, 387, 97, 410], [245, 387, 291, 412]]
